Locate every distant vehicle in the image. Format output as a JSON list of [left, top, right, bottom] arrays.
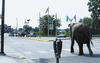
[[26, 34, 33, 37], [56, 34, 67, 40], [33, 33, 37, 37], [9, 33, 14, 36], [26, 33, 37, 37], [17, 32, 25, 37]]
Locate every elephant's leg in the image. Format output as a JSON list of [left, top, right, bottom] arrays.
[[70, 38, 74, 53], [87, 43, 93, 56], [78, 43, 84, 56]]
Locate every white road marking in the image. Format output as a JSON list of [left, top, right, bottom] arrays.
[[24, 52, 32, 55], [63, 49, 70, 51], [38, 50, 48, 53]]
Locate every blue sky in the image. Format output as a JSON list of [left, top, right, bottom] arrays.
[[0, 0, 91, 29]]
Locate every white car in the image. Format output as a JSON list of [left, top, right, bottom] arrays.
[[56, 34, 67, 40]]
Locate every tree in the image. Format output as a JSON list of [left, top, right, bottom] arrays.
[[18, 28, 23, 31], [65, 28, 70, 32], [23, 25, 32, 34], [88, 0, 100, 20], [33, 27, 39, 33], [39, 14, 61, 36], [79, 17, 93, 25], [3, 24, 12, 33], [88, 0, 100, 34]]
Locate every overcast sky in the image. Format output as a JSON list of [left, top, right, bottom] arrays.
[[0, 0, 91, 29]]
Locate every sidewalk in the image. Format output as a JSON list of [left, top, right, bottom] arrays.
[[0, 55, 18, 63]]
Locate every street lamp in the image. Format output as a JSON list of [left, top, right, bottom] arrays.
[[0, 0, 5, 55]]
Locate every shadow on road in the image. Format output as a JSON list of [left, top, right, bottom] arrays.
[[32, 58, 51, 63], [32, 54, 100, 63], [83, 53, 100, 58], [39, 58, 50, 63], [72, 52, 100, 58]]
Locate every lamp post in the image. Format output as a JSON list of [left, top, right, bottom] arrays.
[[0, 0, 5, 55]]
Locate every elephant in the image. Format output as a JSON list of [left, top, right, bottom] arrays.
[[70, 23, 93, 56]]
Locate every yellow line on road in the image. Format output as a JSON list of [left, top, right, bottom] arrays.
[[21, 37, 51, 42], [19, 37, 70, 42]]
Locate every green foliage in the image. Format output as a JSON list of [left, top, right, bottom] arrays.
[[65, 28, 70, 37], [33, 27, 39, 33], [65, 28, 70, 32], [88, 0, 100, 20], [39, 14, 61, 36], [88, 0, 100, 34], [65, 32, 70, 37], [79, 17, 93, 25], [23, 25, 32, 34], [18, 28, 23, 31], [93, 35, 100, 37]]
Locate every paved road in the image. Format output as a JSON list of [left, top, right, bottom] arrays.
[[1, 34, 100, 63]]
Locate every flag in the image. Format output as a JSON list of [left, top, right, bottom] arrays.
[[45, 7, 49, 14], [66, 16, 69, 22], [69, 18, 73, 22], [74, 15, 76, 22], [24, 19, 29, 24]]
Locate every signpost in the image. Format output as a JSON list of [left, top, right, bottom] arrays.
[[0, 0, 5, 55]]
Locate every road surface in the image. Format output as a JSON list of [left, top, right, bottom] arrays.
[[0, 34, 100, 63]]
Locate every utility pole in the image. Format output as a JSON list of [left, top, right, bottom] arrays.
[[16, 18, 18, 30], [0, 0, 5, 55], [39, 12, 41, 38], [56, 13, 57, 36], [45, 7, 49, 36], [47, 7, 49, 37]]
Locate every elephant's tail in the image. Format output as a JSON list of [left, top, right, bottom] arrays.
[[91, 41, 94, 46]]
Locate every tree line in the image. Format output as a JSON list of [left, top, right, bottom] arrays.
[[80, 0, 100, 35]]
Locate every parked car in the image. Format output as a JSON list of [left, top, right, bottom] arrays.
[[9, 33, 14, 36], [26, 33, 37, 37], [26, 34, 33, 37], [56, 34, 67, 40]]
